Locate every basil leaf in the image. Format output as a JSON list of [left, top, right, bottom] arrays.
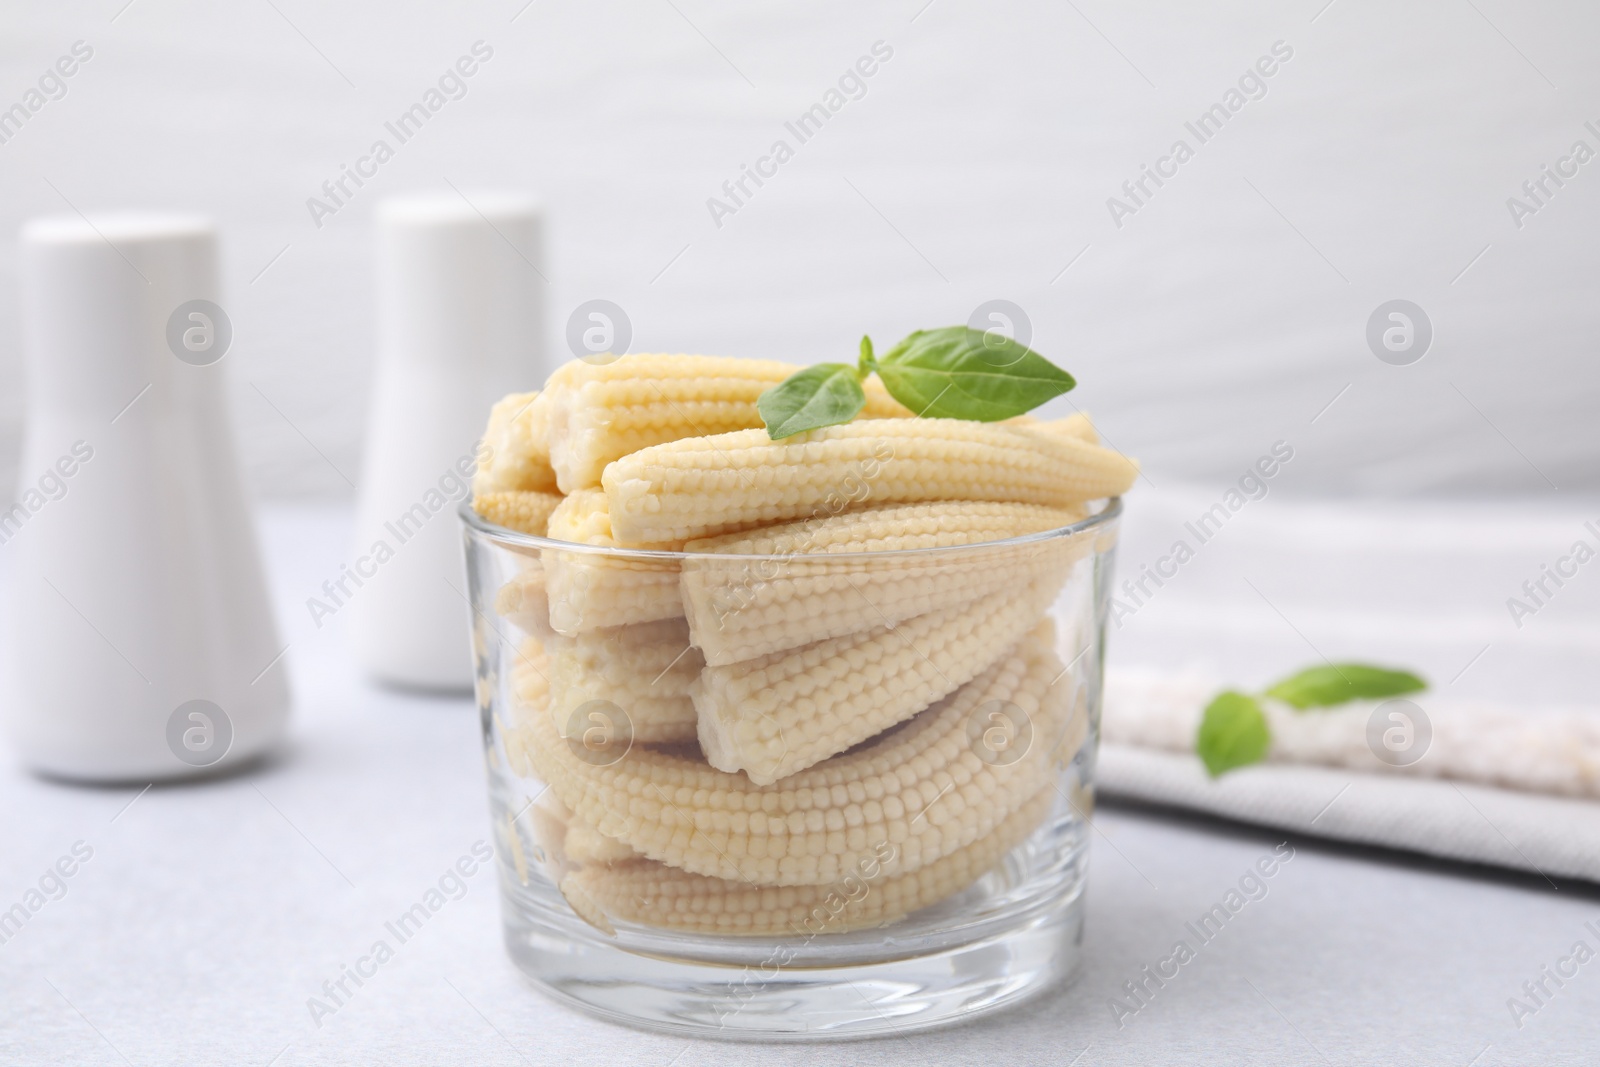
[[1196, 691, 1271, 777], [1264, 664, 1426, 710], [858, 335, 876, 377], [876, 326, 1075, 420], [757, 363, 866, 439]]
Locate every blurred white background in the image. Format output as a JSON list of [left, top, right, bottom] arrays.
[[0, 0, 1595, 500]]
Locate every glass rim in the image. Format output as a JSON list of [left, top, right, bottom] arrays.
[[457, 496, 1122, 563]]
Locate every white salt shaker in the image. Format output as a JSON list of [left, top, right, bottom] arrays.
[[3, 214, 291, 780], [347, 192, 545, 691]]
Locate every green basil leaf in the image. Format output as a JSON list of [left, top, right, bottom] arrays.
[[1264, 663, 1427, 710], [1196, 691, 1271, 777], [876, 326, 1075, 420], [858, 335, 876, 377], [757, 363, 866, 439]]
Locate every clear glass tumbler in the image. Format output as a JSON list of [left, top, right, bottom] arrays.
[[461, 498, 1120, 1039]]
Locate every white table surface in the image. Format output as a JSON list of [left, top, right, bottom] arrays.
[[3, 498, 1597, 1066]]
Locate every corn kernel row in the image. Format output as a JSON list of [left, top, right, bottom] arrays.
[[693, 580, 1068, 784], [680, 500, 1087, 665], [473, 490, 563, 537], [557, 788, 1053, 935], [602, 418, 1138, 545]]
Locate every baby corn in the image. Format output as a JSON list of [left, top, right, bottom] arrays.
[[504, 647, 550, 780], [603, 419, 1138, 545], [473, 391, 558, 496], [518, 625, 1070, 886], [495, 566, 554, 641], [473, 489, 563, 537], [545, 354, 912, 492], [564, 822, 641, 866], [510, 638, 550, 708], [547, 618, 702, 746], [681, 501, 1087, 665], [480, 350, 1132, 941], [694, 583, 1063, 784], [560, 788, 1052, 935], [543, 489, 684, 634]]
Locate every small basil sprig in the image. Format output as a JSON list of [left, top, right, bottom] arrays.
[[1196, 691, 1272, 776], [1195, 662, 1426, 778], [1264, 664, 1426, 710], [757, 327, 1076, 439], [757, 361, 869, 439]]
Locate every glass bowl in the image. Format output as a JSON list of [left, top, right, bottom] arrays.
[[460, 497, 1121, 1040]]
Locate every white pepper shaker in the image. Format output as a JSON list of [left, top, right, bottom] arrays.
[[3, 214, 291, 780], [347, 192, 545, 691]]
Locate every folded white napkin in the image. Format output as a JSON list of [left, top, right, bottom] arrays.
[[1099, 668, 1600, 883]]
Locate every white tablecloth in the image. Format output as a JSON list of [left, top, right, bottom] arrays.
[[1, 499, 1596, 1065]]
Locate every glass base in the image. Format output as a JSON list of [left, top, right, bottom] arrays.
[[497, 856, 1086, 1041]]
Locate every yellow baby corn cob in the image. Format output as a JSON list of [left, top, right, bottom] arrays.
[[473, 391, 558, 496], [504, 646, 549, 779], [545, 355, 790, 493], [603, 419, 1138, 545], [510, 638, 549, 707], [521, 625, 1070, 886], [530, 793, 641, 871], [681, 501, 1087, 665], [473, 489, 563, 537], [526, 796, 573, 880], [564, 822, 641, 866], [543, 489, 684, 633], [495, 566, 554, 641], [547, 617, 702, 746], [547, 487, 645, 545], [544, 354, 911, 492], [560, 788, 1052, 935], [694, 583, 1063, 784]]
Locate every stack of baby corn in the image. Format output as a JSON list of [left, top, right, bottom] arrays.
[[472, 355, 1138, 936]]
